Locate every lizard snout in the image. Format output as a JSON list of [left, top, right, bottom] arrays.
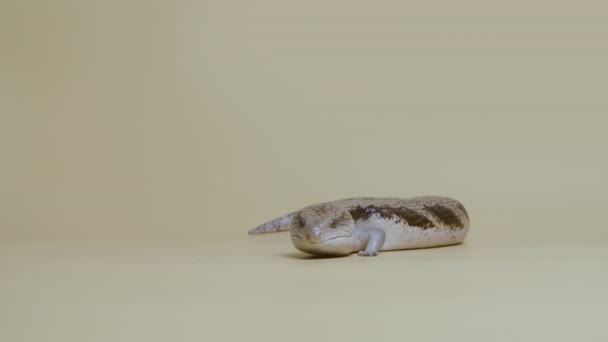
[[304, 228, 322, 243]]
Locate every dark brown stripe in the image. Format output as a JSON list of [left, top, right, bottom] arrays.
[[455, 202, 469, 220], [423, 204, 463, 229], [349, 205, 435, 229]]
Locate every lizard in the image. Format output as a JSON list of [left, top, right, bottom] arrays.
[[248, 196, 470, 257]]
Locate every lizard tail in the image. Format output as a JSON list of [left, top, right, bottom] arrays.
[[248, 212, 296, 234]]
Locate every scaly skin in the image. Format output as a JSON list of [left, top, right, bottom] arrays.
[[248, 196, 470, 257]]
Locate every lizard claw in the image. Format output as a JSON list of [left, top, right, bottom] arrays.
[[358, 250, 378, 257]]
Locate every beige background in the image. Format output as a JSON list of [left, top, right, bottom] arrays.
[[1, 0, 607, 341]]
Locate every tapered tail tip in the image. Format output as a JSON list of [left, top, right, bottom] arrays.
[[248, 213, 295, 235]]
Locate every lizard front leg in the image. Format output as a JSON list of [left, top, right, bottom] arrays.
[[355, 227, 386, 256]]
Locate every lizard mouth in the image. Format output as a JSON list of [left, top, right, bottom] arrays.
[[290, 235, 353, 256], [290, 234, 350, 244]]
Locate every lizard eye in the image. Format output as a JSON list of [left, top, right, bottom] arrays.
[[295, 215, 305, 227], [330, 221, 338, 228]]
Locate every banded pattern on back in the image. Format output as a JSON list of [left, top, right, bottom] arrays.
[[343, 196, 469, 230], [249, 196, 469, 234], [350, 205, 436, 229]]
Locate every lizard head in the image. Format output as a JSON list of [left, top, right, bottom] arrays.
[[290, 204, 355, 256]]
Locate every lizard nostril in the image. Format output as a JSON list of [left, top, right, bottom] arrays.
[[305, 229, 321, 242]]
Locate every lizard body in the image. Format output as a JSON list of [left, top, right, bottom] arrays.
[[249, 196, 470, 256]]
